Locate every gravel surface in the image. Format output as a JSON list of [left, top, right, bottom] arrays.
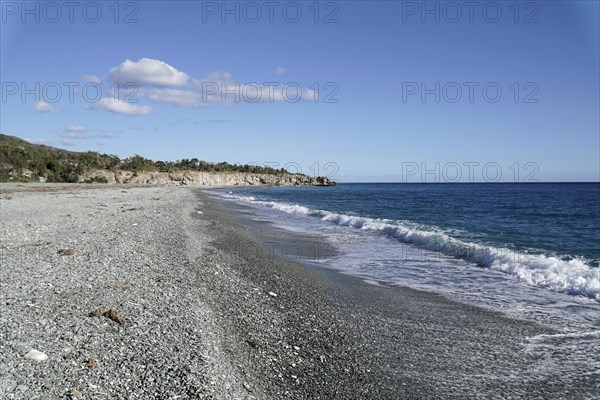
[[1, 184, 597, 399], [0, 184, 376, 399], [0, 185, 249, 399]]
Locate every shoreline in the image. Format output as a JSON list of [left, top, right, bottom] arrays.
[[0, 181, 334, 196], [1, 185, 597, 399], [208, 190, 600, 399]]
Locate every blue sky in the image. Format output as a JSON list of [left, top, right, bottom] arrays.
[[1, 0, 598, 182]]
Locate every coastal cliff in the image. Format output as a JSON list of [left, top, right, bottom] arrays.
[[78, 170, 336, 186]]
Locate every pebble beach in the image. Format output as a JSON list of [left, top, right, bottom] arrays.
[[1, 184, 596, 399]]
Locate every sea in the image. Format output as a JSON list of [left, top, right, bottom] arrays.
[[206, 183, 600, 376]]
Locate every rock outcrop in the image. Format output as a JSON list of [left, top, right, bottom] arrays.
[[78, 170, 336, 187]]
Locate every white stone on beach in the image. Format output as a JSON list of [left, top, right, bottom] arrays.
[[25, 349, 48, 362]]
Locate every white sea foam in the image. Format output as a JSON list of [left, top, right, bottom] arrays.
[[213, 192, 600, 302]]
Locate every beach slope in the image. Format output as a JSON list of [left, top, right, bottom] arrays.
[[1, 184, 595, 399]]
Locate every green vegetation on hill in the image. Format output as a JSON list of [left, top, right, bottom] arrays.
[[0, 134, 290, 183]]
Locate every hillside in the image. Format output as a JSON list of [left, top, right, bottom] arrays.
[[0, 134, 334, 186], [0, 134, 119, 182]]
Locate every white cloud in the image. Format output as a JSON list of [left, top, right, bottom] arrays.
[[98, 60, 313, 111], [109, 58, 189, 87], [24, 138, 52, 145], [129, 125, 143, 131], [65, 125, 87, 132], [95, 98, 153, 116], [82, 74, 102, 84], [189, 70, 317, 105], [146, 88, 204, 108], [195, 81, 316, 105], [35, 101, 58, 112]]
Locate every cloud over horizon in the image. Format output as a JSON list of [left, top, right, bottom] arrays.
[[95, 58, 315, 112]]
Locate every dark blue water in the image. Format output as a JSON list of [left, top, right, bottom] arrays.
[[228, 183, 600, 264], [211, 183, 600, 302]]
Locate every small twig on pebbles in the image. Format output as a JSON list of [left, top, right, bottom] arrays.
[[89, 307, 126, 325], [57, 248, 75, 256]]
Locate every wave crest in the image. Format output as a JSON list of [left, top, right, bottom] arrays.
[[215, 192, 600, 302]]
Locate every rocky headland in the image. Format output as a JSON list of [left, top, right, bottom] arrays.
[[77, 170, 336, 186]]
